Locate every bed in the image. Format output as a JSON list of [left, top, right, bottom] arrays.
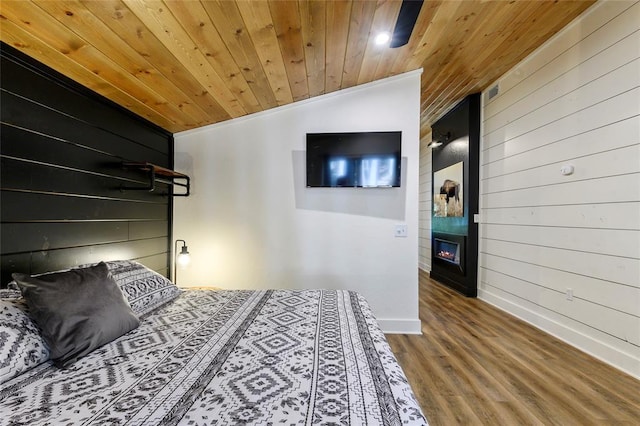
[[0, 260, 426, 425]]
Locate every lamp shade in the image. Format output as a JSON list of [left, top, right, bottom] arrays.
[[177, 245, 190, 267], [173, 239, 190, 285]]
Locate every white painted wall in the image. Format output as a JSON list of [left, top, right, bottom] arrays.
[[173, 71, 422, 334], [479, 0, 640, 378], [419, 132, 432, 272]]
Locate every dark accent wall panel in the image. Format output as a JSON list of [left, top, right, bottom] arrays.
[[0, 42, 174, 286], [430, 93, 480, 297]]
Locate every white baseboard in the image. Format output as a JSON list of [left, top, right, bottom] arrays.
[[479, 289, 640, 380], [378, 318, 422, 335], [418, 263, 431, 273]]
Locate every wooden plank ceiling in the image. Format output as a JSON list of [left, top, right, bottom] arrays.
[[0, 0, 595, 137]]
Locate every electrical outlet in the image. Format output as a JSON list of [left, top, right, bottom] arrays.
[[395, 224, 407, 238], [566, 288, 573, 301]]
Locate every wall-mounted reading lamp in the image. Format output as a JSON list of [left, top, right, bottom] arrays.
[[173, 239, 190, 285], [428, 131, 452, 149], [427, 139, 442, 149]]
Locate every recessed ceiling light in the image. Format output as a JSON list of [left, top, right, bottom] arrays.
[[375, 32, 390, 46]]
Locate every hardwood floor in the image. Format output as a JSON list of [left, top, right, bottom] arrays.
[[387, 270, 640, 425]]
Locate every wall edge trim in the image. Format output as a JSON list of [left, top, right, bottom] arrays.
[[378, 318, 422, 335]]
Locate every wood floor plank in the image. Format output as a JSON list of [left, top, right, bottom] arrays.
[[387, 272, 640, 425]]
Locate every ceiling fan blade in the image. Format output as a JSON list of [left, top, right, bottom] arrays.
[[390, 0, 424, 48]]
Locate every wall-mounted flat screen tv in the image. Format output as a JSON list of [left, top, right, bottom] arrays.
[[306, 131, 402, 188]]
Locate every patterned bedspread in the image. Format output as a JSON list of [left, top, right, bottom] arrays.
[[0, 289, 426, 425]]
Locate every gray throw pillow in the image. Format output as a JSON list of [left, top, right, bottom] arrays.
[[12, 262, 139, 368]]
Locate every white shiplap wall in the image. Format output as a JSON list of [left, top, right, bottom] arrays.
[[479, 0, 640, 378], [419, 132, 432, 272]]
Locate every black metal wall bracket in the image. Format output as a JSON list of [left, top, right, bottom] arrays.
[[121, 162, 190, 196]]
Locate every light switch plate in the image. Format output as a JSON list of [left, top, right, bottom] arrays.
[[395, 224, 407, 238]]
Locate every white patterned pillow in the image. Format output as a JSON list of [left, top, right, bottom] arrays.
[[104, 260, 182, 316], [0, 288, 22, 299], [0, 298, 50, 384]]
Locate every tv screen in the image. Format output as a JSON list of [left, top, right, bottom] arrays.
[[306, 131, 402, 188]]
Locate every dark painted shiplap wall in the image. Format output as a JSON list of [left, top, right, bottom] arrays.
[[0, 42, 173, 285]]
